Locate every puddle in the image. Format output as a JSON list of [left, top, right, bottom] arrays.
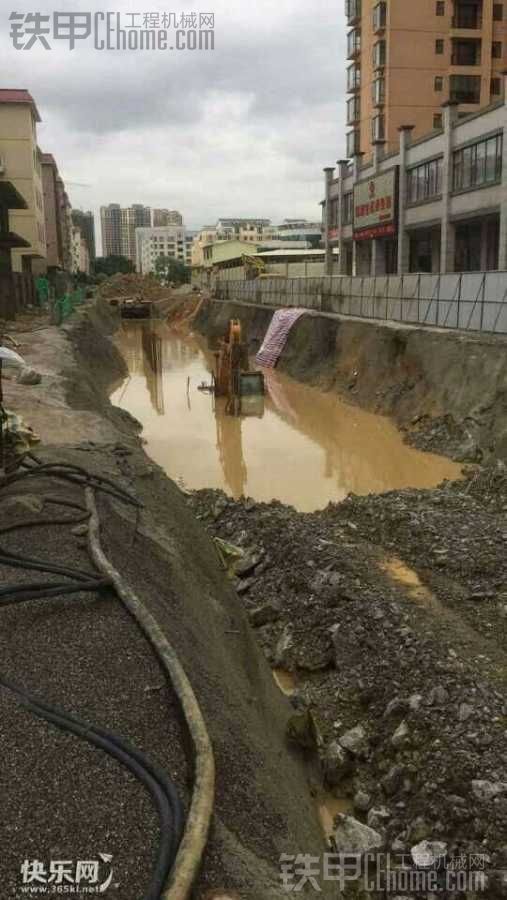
[[111, 321, 462, 513], [382, 556, 439, 609], [317, 793, 353, 839], [272, 668, 298, 696]]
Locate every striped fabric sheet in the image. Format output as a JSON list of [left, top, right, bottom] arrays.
[[255, 308, 308, 368]]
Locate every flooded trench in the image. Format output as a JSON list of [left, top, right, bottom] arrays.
[[111, 320, 461, 512]]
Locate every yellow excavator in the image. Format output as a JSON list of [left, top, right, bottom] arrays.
[[214, 319, 264, 416]]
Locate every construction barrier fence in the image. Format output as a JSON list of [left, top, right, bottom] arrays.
[[214, 271, 507, 335]]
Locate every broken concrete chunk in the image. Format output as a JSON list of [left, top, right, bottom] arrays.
[[471, 780, 507, 802], [322, 741, 351, 787], [17, 367, 42, 385], [392, 720, 410, 749], [339, 724, 368, 757], [411, 840, 448, 869], [333, 814, 383, 856]]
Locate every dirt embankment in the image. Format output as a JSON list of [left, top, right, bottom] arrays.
[[1, 300, 331, 899], [195, 299, 507, 463]]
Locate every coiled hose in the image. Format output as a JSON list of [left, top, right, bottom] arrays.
[[0, 456, 215, 898]]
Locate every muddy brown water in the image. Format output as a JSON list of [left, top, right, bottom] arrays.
[[111, 321, 461, 512]]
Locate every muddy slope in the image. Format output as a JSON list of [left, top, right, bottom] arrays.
[[2, 302, 332, 899], [195, 298, 507, 462]]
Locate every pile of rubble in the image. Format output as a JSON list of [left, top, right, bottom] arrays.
[[188, 467, 507, 896], [97, 273, 172, 301]]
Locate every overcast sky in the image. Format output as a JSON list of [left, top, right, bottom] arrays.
[[2, 1, 347, 253]]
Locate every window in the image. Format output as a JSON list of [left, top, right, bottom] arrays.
[[373, 1, 387, 30], [491, 77, 501, 95], [347, 95, 361, 123], [433, 113, 443, 129], [347, 128, 360, 157], [452, 133, 503, 191], [435, 38, 444, 53], [343, 192, 354, 226], [373, 39, 386, 66], [436, 1, 445, 13], [407, 158, 443, 204], [492, 41, 502, 58], [347, 63, 361, 91], [347, 28, 361, 57], [450, 74, 481, 103], [435, 76, 444, 91], [372, 77, 385, 105], [371, 113, 385, 141], [493, 4, 503, 20]]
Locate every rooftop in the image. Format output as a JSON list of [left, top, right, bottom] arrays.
[[0, 89, 41, 122]]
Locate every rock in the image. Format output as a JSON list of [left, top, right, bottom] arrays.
[[17, 367, 42, 385], [458, 703, 474, 723], [471, 780, 507, 802], [322, 741, 351, 787], [408, 817, 431, 842], [71, 524, 88, 537], [392, 720, 410, 749], [385, 698, 409, 718], [333, 814, 383, 856], [353, 790, 371, 813], [274, 626, 294, 667], [212, 499, 228, 520], [408, 694, 423, 712], [236, 578, 256, 595], [248, 601, 281, 627], [244, 498, 256, 512], [427, 686, 449, 707], [411, 840, 448, 869], [382, 765, 406, 797], [339, 725, 368, 757], [234, 555, 261, 578], [367, 807, 391, 830], [286, 709, 320, 751]]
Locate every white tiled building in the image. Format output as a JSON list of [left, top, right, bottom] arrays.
[[135, 226, 192, 274]]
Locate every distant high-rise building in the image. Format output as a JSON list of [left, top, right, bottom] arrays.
[[345, 0, 507, 160], [121, 204, 151, 262], [72, 209, 96, 263], [135, 225, 191, 274], [100, 203, 122, 257], [152, 208, 183, 227]]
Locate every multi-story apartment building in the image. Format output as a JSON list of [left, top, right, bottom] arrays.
[[0, 89, 47, 273], [71, 225, 90, 275], [100, 203, 122, 257], [346, 0, 506, 160], [72, 209, 96, 264], [135, 225, 191, 274], [152, 208, 183, 227], [121, 204, 151, 263], [215, 218, 272, 242], [39, 153, 64, 271]]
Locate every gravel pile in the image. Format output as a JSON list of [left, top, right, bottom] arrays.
[[189, 465, 507, 897]]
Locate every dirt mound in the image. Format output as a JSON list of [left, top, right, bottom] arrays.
[[97, 273, 172, 301], [188, 468, 507, 893]]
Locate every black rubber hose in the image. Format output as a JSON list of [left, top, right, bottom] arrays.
[[0, 549, 98, 582], [0, 462, 142, 508], [0, 497, 90, 535], [0, 578, 111, 604], [0, 677, 183, 900]]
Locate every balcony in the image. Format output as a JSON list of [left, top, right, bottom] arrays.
[[347, 95, 361, 125], [372, 39, 386, 68], [347, 28, 361, 58], [347, 63, 361, 92], [451, 37, 481, 65], [452, 0, 482, 28], [373, 1, 387, 32], [450, 73, 481, 103], [372, 76, 385, 106], [345, 0, 361, 24], [347, 128, 361, 157]]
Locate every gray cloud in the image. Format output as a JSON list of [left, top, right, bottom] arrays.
[[2, 0, 347, 250]]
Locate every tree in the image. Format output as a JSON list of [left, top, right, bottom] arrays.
[[154, 254, 190, 286], [94, 255, 135, 277]]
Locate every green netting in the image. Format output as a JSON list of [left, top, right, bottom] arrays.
[[55, 288, 86, 324]]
